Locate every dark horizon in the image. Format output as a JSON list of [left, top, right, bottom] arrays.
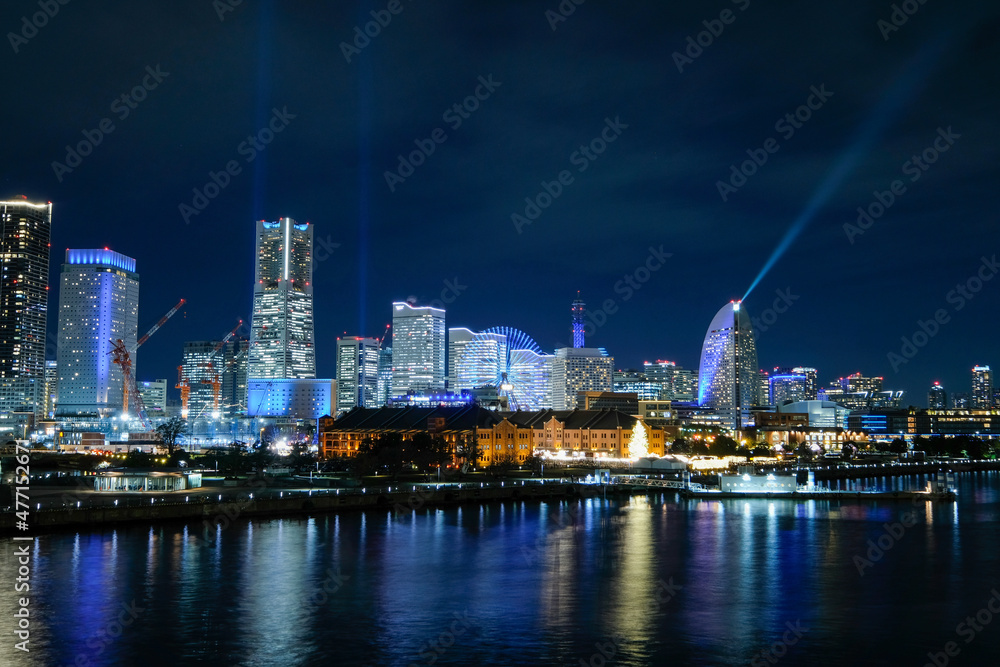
[[4, 0, 998, 407]]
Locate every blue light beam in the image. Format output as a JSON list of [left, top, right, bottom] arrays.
[[743, 34, 952, 301]]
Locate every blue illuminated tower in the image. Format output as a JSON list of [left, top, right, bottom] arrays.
[[698, 300, 759, 430], [56, 249, 139, 416], [571, 293, 585, 348]]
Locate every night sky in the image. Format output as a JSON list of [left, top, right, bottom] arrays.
[[4, 0, 998, 406]]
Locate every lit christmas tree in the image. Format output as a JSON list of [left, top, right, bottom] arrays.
[[628, 420, 648, 459]]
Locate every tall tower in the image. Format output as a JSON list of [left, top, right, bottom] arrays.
[[928, 381, 947, 409], [0, 198, 52, 420], [698, 300, 759, 429], [972, 365, 993, 409], [390, 301, 445, 397], [56, 249, 139, 416], [248, 218, 315, 380], [571, 293, 585, 348]]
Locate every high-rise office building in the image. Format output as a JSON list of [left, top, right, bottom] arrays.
[[248, 218, 315, 380], [377, 346, 392, 407], [642, 360, 697, 403], [770, 372, 807, 406], [43, 360, 58, 418], [952, 392, 971, 409], [448, 328, 506, 392], [843, 373, 883, 394], [612, 370, 662, 401], [698, 301, 760, 422], [336, 337, 380, 414], [972, 365, 993, 409], [220, 337, 249, 417], [391, 301, 446, 397], [792, 367, 818, 399], [928, 382, 947, 409], [56, 249, 139, 416], [552, 347, 612, 409], [138, 379, 168, 413], [0, 198, 52, 420], [180, 341, 220, 419], [759, 369, 770, 405]]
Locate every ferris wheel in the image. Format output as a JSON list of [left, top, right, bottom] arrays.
[[480, 326, 544, 410]]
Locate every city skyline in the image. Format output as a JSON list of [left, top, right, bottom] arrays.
[[3, 2, 998, 408]]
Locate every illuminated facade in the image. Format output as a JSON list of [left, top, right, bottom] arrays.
[[643, 360, 697, 402], [972, 365, 993, 409], [928, 382, 947, 409], [553, 347, 613, 410], [181, 341, 219, 419], [448, 328, 506, 392], [571, 294, 585, 348], [137, 379, 167, 413], [792, 366, 819, 399], [770, 372, 807, 406], [377, 346, 392, 406], [56, 249, 139, 416], [247, 378, 333, 419], [336, 337, 380, 414], [391, 302, 446, 396], [220, 337, 249, 417], [248, 218, 315, 380], [0, 199, 52, 420], [507, 348, 555, 410], [697, 301, 760, 428]]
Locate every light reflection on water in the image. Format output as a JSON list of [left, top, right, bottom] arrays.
[[1, 472, 999, 666]]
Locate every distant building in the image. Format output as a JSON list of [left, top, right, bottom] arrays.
[[391, 301, 446, 396], [842, 373, 883, 394], [377, 346, 392, 407], [220, 337, 249, 417], [0, 198, 52, 421], [180, 341, 219, 419], [248, 217, 315, 380], [698, 301, 760, 429], [552, 347, 613, 409], [776, 399, 850, 429], [507, 348, 555, 410], [43, 360, 58, 418], [643, 360, 696, 402], [770, 372, 807, 406], [138, 379, 167, 413], [571, 294, 586, 348], [792, 367, 819, 400], [972, 365, 993, 409], [579, 391, 638, 414], [613, 369, 662, 401], [336, 337, 380, 414], [56, 249, 139, 417], [246, 378, 333, 420], [928, 382, 947, 409], [952, 392, 970, 409]]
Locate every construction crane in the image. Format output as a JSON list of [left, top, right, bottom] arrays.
[[177, 320, 243, 419], [377, 323, 391, 350], [111, 298, 186, 431]]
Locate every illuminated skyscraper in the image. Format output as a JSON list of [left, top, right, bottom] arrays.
[[56, 249, 139, 416], [553, 347, 613, 409], [448, 328, 506, 392], [220, 337, 249, 417], [928, 381, 947, 409], [336, 337, 379, 414], [391, 301, 446, 396], [792, 366, 819, 399], [508, 349, 555, 410], [0, 198, 52, 421], [377, 346, 392, 406], [181, 341, 219, 419], [248, 218, 315, 380], [770, 372, 807, 406], [571, 293, 585, 348], [972, 365, 993, 409], [698, 300, 760, 428]]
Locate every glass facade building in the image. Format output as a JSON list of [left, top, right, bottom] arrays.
[[972, 365, 993, 409], [56, 249, 139, 416], [697, 301, 760, 425], [448, 328, 506, 393], [336, 337, 380, 414], [0, 199, 52, 420], [248, 218, 315, 380], [391, 302, 445, 396], [553, 347, 613, 410]]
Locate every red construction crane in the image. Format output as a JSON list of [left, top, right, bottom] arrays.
[[176, 320, 243, 419], [111, 298, 186, 430]]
